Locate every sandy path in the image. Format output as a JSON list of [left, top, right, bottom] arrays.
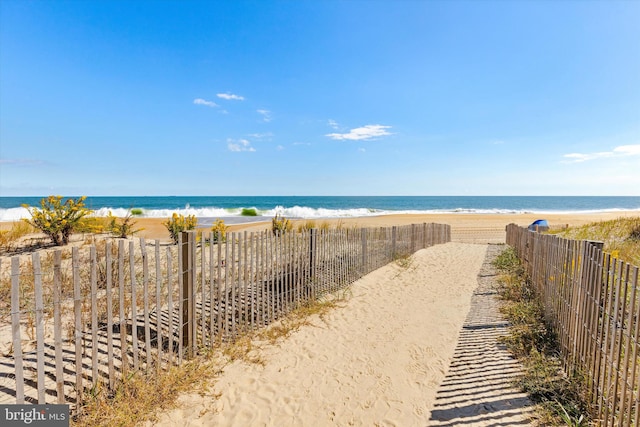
[[148, 242, 488, 427], [429, 245, 534, 425]]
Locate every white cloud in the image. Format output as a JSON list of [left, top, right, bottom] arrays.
[[227, 138, 256, 152], [614, 145, 640, 156], [563, 144, 640, 163], [326, 124, 392, 141], [328, 119, 340, 130], [248, 132, 274, 140], [276, 145, 285, 151], [217, 93, 245, 101], [193, 98, 218, 107], [257, 109, 272, 122]]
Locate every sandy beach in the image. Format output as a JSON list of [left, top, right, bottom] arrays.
[[122, 211, 640, 242], [3, 211, 637, 243]]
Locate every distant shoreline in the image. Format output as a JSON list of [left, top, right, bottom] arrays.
[[2, 195, 640, 222]]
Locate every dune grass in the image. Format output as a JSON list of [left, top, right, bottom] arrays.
[[0, 221, 36, 254], [74, 356, 222, 427], [549, 216, 640, 266]]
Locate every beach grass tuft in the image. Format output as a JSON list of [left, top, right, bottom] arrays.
[[0, 221, 36, 254], [74, 356, 222, 427]]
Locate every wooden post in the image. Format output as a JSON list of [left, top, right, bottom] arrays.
[[181, 231, 192, 356]]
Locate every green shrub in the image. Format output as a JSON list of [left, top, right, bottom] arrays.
[[241, 208, 258, 216], [108, 211, 143, 238], [211, 219, 229, 243], [163, 213, 197, 244], [130, 208, 144, 216], [22, 195, 93, 245], [272, 214, 292, 236]]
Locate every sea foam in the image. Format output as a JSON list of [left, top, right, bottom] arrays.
[[1, 205, 638, 222]]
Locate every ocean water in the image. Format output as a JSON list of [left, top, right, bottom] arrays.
[[1, 196, 639, 223]]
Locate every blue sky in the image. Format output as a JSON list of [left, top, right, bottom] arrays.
[[1, 0, 639, 196]]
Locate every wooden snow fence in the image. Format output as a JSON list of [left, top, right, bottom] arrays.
[[0, 222, 450, 412], [506, 224, 639, 427]]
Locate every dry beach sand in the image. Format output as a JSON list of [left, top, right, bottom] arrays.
[[126, 210, 639, 242], [2, 211, 637, 242], [148, 242, 490, 426]]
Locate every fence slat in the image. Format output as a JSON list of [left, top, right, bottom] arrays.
[[106, 242, 115, 389], [155, 241, 163, 372], [207, 234, 214, 344], [32, 253, 46, 403], [190, 233, 197, 354], [72, 247, 83, 404], [201, 235, 206, 345], [216, 235, 222, 343], [178, 233, 184, 363], [141, 238, 152, 369], [53, 251, 65, 403], [118, 240, 129, 375], [619, 265, 638, 427], [130, 241, 139, 370], [90, 247, 98, 387], [11, 257, 24, 404], [166, 246, 174, 366]]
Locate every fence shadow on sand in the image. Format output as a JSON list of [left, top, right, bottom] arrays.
[[429, 245, 535, 426]]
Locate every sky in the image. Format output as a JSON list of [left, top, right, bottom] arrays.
[[1, 0, 639, 197]]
